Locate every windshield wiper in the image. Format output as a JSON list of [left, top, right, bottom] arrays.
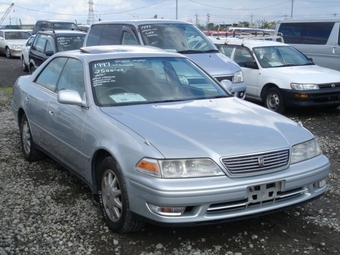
[[178, 50, 203, 54]]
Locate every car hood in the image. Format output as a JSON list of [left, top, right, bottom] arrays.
[[263, 65, 340, 82], [101, 98, 312, 158], [4, 39, 27, 45], [184, 52, 241, 77]]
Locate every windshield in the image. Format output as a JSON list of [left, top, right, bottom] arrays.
[[5, 31, 31, 40], [139, 24, 218, 53], [253, 46, 314, 68], [90, 57, 230, 106], [56, 35, 85, 52]]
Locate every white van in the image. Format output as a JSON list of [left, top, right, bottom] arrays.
[[275, 18, 340, 71], [84, 20, 246, 99]]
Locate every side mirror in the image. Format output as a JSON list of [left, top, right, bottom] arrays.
[[58, 89, 83, 106], [244, 61, 258, 69], [46, 51, 54, 56]]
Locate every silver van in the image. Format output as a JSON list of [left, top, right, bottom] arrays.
[[84, 20, 246, 98], [275, 18, 340, 71]]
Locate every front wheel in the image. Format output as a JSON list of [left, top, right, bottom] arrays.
[[263, 87, 285, 113], [97, 156, 144, 233], [20, 114, 45, 161], [5, 47, 12, 58]]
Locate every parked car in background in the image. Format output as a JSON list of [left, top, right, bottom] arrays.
[[11, 45, 329, 233], [211, 37, 340, 113], [20, 35, 35, 72], [32, 20, 80, 34], [29, 30, 86, 73], [275, 18, 340, 71], [84, 19, 246, 99], [0, 29, 31, 58]]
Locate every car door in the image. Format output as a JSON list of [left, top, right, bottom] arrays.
[[29, 33, 54, 68], [45, 58, 88, 175], [232, 46, 260, 98], [25, 57, 68, 149]]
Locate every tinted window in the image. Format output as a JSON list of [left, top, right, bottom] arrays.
[[33, 34, 48, 52], [86, 24, 124, 46], [279, 22, 334, 45], [57, 58, 84, 96], [35, 57, 68, 91]]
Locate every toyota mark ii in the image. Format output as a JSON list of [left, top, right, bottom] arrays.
[[11, 45, 330, 233]]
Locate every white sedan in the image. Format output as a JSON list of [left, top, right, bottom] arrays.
[[20, 35, 35, 72], [212, 38, 340, 113]]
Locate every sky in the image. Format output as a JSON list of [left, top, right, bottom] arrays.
[[0, 0, 339, 27]]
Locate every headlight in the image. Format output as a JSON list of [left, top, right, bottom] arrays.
[[136, 158, 225, 178], [232, 70, 244, 84], [9, 45, 21, 49], [291, 83, 319, 90], [291, 139, 322, 164]]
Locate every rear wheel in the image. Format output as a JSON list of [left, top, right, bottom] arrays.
[[97, 156, 144, 233], [29, 64, 36, 74], [22, 57, 29, 72], [5, 47, 12, 58], [263, 87, 285, 113], [20, 114, 45, 161]]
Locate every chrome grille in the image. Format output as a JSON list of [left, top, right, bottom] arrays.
[[221, 149, 289, 176], [215, 76, 233, 82]]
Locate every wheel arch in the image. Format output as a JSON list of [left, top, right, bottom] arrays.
[[260, 83, 279, 101], [91, 149, 117, 193]]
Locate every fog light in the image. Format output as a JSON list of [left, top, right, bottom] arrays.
[[314, 179, 326, 188], [147, 203, 185, 216], [295, 94, 309, 98]]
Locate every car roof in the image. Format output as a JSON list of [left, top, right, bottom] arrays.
[[212, 37, 288, 48], [53, 45, 187, 61], [0, 29, 31, 32], [36, 20, 77, 23], [35, 30, 86, 36], [91, 19, 192, 26]]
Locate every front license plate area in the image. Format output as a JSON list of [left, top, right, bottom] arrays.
[[247, 181, 283, 204]]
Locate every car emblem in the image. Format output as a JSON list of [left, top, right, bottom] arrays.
[[331, 84, 336, 88], [258, 156, 265, 167]]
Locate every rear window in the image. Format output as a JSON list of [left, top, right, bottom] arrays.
[[86, 24, 125, 46], [278, 22, 334, 45]]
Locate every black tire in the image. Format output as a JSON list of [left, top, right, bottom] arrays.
[[22, 57, 29, 72], [263, 87, 285, 113], [29, 64, 36, 74], [5, 47, 12, 58], [20, 114, 45, 162], [97, 156, 144, 233]]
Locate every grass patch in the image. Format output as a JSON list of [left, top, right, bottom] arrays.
[[0, 87, 13, 94]]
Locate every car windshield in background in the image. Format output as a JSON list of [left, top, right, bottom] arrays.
[[56, 36, 85, 52], [53, 23, 79, 30], [139, 24, 217, 53], [5, 31, 31, 40], [90, 57, 229, 106], [253, 46, 313, 68]]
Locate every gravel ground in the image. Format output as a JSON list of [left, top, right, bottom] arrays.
[[0, 56, 340, 255]]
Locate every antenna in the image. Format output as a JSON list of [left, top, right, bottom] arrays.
[[87, 0, 95, 25]]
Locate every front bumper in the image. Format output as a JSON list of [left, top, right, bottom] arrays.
[[281, 88, 340, 107], [127, 155, 330, 226]]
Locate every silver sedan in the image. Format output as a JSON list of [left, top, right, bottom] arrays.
[[11, 45, 330, 233]]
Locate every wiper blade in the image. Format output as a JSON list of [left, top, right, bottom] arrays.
[[178, 50, 203, 54], [203, 49, 219, 53]]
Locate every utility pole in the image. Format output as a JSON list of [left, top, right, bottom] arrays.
[[176, 0, 178, 20], [291, 0, 294, 18], [87, 0, 95, 25]]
